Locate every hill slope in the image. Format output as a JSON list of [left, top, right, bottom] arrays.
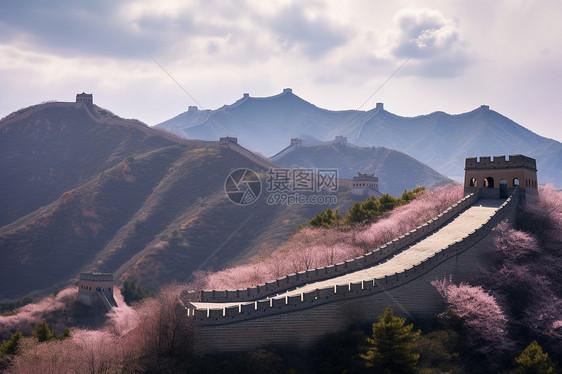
[[275, 141, 453, 196], [0, 102, 357, 299], [156, 91, 561, 187]]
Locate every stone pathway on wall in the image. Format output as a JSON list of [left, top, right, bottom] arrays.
[[192, 199, 504, 310]]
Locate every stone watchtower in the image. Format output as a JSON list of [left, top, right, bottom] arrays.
[[464, 155, 538, 199], [219, 137, 238, 149], [351, 172, 381, 197], [290, 138, 302, 148], [78, 272, 117, 310], [76, 92, 93, 104]]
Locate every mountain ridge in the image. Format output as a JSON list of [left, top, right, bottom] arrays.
[[156, 91, 561, 187], [0, 101, 365, 299]]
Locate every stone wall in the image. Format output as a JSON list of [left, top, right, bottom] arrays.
[[196, 192, 480, 303], [191, 190, 519, 353], [220, 140, 279, 170]]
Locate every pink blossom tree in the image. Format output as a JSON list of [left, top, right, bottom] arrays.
[[486, 189, 562, 359], [431, 278, 510, 356], [194, 184, 464, 291]]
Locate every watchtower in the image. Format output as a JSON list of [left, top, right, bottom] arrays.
[[78, 272, 116, 308], [219, 137, 238, 148], [76, 92, 93, 104], [464, 155, 537, 199], [351, 172, 381, 197], [290, 138, 302, 148]]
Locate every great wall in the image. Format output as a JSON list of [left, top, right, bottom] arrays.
[[269, 134, 361, 162], [181, 154, 538, 353], [67, 93, 539, 355]]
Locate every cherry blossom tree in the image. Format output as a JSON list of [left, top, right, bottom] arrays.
[[194, 184, 464, 291], [432, 278, 510, 356]]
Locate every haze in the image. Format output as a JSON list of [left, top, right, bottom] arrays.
[[0, 0, 560, 142]]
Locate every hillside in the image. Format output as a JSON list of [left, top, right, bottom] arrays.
[[156, 91, 562, 187], [275, 141, 453, 196], [0, 101, 357, 299]]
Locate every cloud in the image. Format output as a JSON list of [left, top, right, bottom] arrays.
[[387, 8, 474, 78], [0, 1, 247, 59], [267, 2, 354, 58], [392, 8, 459, 58]]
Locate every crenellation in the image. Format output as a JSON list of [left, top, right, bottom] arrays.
[[197, 192, 482, 304], [192, 190, 519, 334], [465, 154, 537, 171]]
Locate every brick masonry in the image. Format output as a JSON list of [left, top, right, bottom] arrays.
[[190, 190, 519, 353]]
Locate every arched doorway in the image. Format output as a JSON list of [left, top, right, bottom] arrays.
[[500, 179, 508, 198], [513, 178, 519, 186], [470, 177, 478, 187], [484, 177, 494, 188]]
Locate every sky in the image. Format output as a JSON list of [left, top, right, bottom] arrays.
[[1, 0, 561, 142]]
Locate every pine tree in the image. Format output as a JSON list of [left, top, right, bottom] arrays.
[[122, 280, 154, 305], [513, 341, 557, 374], [32, 320, 55, 342], [361, 307, 421, 374], [378, 194, 398, 213], [0, 331, 22, 356], [345, 202, 368, 224], [309, 208, 341, 228]]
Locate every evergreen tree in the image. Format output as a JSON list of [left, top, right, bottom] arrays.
[[400, 187, 425, 204], [32, 320, 55, 342], [378, 194, 398, 212], [0, 331, 22, 356], [513, 341, 557, 374], [309, 208, 341, 228], [361, 307, 421, 374], [122, 280, 154, 305], [345, 201, 369, 225]]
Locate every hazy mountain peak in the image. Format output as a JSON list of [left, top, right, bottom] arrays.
[[156, 91, 561, 187]]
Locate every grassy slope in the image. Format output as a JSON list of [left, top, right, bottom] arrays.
[[0, 103, 355, 299], [276, 143, 453, 196]]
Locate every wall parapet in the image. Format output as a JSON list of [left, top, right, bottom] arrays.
[[197, 191, 482, 303], [465, 155, 537, 171], [190, 188, 519, 326], [221, 140, 279, 170]]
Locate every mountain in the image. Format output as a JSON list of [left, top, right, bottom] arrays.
[[274, 140, 453, 196], [156, 90, 562, 187], [0, 101, 358, 300]]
